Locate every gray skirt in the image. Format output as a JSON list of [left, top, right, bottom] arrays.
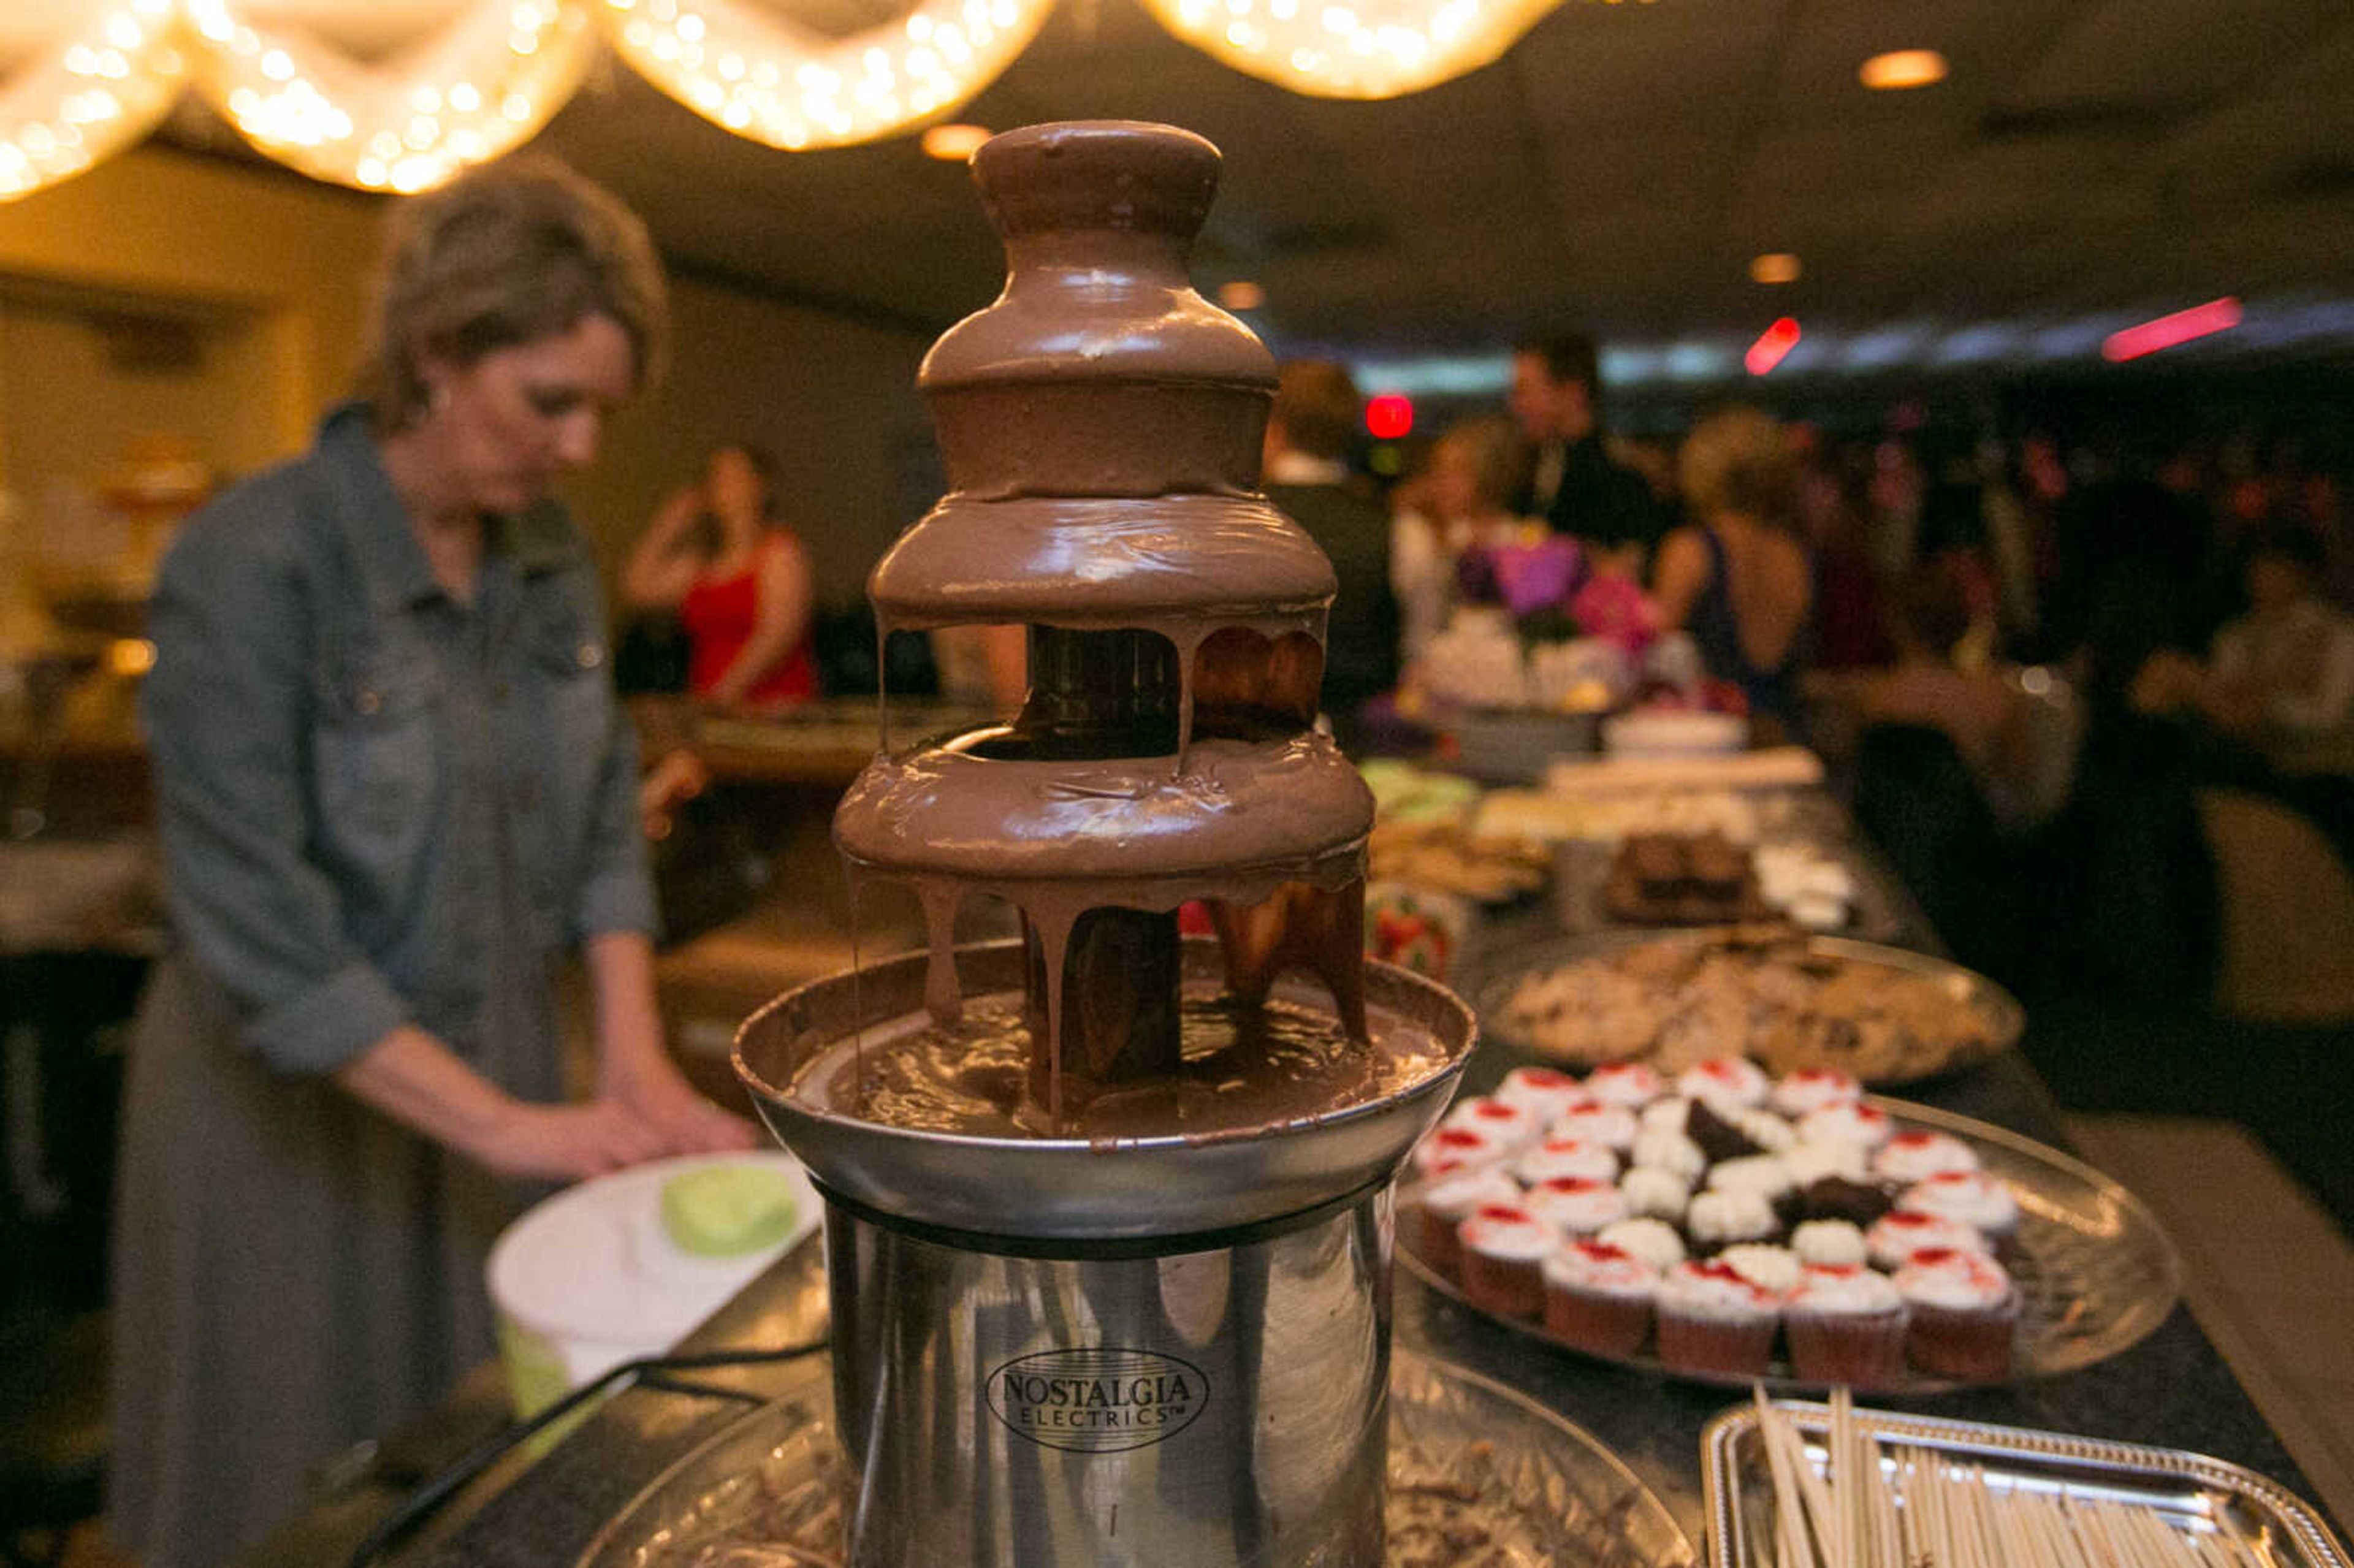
[[106, 957, 549, 1568]]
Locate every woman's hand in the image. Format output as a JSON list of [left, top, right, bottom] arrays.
[[483, 1097, 677, 1182], [611, 1067, 763, 1156]]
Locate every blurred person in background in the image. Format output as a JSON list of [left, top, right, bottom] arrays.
[[623, 441, 817, 709], [1651, 407, 1814, 734], [1507, 333, 1665, 567], [1799, 444, 1894, 670], [1813, 562, 2049, 976], [1815, 562, 2051, 829], [113, 160, 755, 1568], [1260, 359, 1399, 740], [1389, 414, 1530, 664], [2135, 530, 2354, 779], [1865, 437, 1929, 583]]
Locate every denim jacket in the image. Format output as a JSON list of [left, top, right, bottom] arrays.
[[142, 403, 655, 1075]]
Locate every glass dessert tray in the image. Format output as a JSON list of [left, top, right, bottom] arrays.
[[574, 1346, 1698, 1567], [1401, 1097, 2182, 1395]]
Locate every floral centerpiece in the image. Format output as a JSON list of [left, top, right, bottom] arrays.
[[1412, 530, 1658, 714]]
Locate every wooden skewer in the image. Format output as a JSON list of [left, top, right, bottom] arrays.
[[1754, 1389, 1815, 1568]]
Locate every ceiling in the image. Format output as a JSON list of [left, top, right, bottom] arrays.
[[165, 0, 2354, 361]]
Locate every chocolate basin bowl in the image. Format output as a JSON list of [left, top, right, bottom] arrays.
[[734, 937, 1475, 1243]]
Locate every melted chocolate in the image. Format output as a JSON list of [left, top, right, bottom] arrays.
[[792, 123, 1401, 1136], [796, 984, 1447, 1142]]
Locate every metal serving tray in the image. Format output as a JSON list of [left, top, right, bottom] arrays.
[[575, 1349, 1697, 1567], [1701, 1399, 2350, 1568]]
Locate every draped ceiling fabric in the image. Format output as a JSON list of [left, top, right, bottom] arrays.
[[0, 0, 1581, 199]]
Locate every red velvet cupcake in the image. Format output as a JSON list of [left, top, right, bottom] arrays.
[[1653, 1259, 1781, 1377], [1455, 1203, 1555, 1319], [1409, 1123, 1505, 1182], [1542, 1239, 1659, 1356], [1784, 1263, 1909, 1388], [1407, 1166, 1520, 1282], [1894, 1247, 2021, 1380]]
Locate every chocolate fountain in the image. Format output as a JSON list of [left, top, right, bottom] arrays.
[[735, 121, 1475, 1568]]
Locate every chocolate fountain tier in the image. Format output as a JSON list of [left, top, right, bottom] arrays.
[[869, 497, 1335, 633], [920, 121, 1276, 502], [832, 733, 1371, 885], [735, 939, 1474, 1241]]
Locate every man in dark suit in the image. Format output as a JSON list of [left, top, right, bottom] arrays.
[[1262, 360, 1401, 743], [1508, 333, 1667, 565]]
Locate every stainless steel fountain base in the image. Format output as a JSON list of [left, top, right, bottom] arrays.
[[734, 938, 1477, 1568], [825, 1184, 1392, 1567]]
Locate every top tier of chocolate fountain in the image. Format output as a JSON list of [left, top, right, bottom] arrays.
[[833, 121, 1379, 1130]]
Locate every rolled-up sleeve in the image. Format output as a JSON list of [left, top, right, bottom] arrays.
[[143, 519, 411, 1073], [569, 641, 659, 945]]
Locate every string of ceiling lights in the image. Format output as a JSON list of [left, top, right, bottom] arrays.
[[6, 0, 1626, 201]]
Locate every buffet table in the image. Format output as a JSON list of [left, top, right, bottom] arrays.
[[249, 791, 2340, 1568]]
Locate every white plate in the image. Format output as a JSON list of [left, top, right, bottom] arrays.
[[488, 1152, 818, 1388]]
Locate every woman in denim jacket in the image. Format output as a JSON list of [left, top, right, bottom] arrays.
[[109, 160, 755, 1568]]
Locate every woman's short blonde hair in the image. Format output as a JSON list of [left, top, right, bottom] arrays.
[[364, 156, 668, 426], [1677, 406, 1798, 527], [1434, 415, 1527, 513]]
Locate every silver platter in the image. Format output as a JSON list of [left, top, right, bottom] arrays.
[[1702, 1399, 2349, 1568], [573, 1347, 1698, 1568], [1401, 1096, 2182, 1395], [1471, 927, 2025, 1087]]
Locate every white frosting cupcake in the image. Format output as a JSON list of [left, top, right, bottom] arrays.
[[1718, 1243, 1802, 1298], [1582, 1061, 1666, 1108], [1547, 1098, 1640, 1152], [1655, 1260, 1780, 1322], [1633, 1125, 1708, 1179], [1687, 1187, 1779, 1247], [1542, 1238, 1660, 1298], [1412, 1123, 1506, 1179], [1895, 1170, 2018, 1236], [1770, 1068, 1864, 1118], [1797, 1101, 1894, 1151], [1511, 1136, 1620, 1186], [1619, 1166, 1693, 1223], [1790, 1260, 1903, 1314], [1420, 1166, 1522, 1224], [1789, 1219, 1870, 1268], [1707, 1154, 1796, 1204], [1441, 1096, 1543, 1151], [1523, 1176, 1628, 1236], [1639, 1097, 1694, 1136], [1598, 1216, 1688, 1272], [1893, 1247, 2014, 1311], [1495, 1065, 1588, 1122], [1781, 1139, 1869, 1187], [1872, 1128, 1981, 1182], [1677, 1057, 1771, 1110], [1865, 1209, 1989, 1269], [1727, 1106, 1799, 1153]]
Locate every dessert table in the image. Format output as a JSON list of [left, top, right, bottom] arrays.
[[240, 789, 2341, 1567]]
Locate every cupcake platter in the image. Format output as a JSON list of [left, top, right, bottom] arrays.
[[1401, 1062, 2180, 1395], [1476, 927, 2024, 1087]]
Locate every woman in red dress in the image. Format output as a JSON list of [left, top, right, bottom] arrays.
[[623, 443, 817, 706]]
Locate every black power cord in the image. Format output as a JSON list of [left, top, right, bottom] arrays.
[[345, 1336, 830, 1568]]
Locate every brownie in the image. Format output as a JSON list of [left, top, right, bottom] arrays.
[[1795, 1174, 1898, 1228], [1685, 1098, 1764, 1165]]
